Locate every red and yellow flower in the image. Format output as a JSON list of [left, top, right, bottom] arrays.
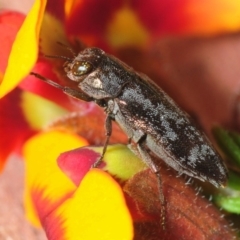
[[1, 0, 239, 239]]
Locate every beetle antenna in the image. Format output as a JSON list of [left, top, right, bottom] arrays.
[[56, 41, 76, 56], [30, 72, 65, 90], [44, 54, 72, 61]]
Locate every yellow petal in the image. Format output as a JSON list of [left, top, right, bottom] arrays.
[[106, 6, 149, 48], [184, 0, 240, 35], [20, 91, 68, 130], [40, 12, 69, 56], [23, 130, 88, 227], [0, 0, 46, 98], [88, 145, 147, 181], [55, 169, 133, 240], [64, 0, 78, 17]]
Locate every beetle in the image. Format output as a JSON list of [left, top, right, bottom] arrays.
[[31, 47, 228, 225]]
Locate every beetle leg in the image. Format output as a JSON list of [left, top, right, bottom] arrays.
[[31, 72, 92, 101], [129, 138, 166, 229], [92, 114, 112, 168], [127, 137, 132, 145]]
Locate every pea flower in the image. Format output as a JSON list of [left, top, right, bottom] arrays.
[[1, 0, 240, 239]]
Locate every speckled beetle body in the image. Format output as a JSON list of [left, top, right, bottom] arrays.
[[60, 47, 227, 187]]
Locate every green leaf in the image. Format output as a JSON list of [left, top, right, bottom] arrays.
[[213, 126, 240, 166], [214, 195, 240, 214], [213, 172, 240, 213], [228, 171, 240, 191]]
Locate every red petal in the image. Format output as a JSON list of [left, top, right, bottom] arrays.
[[23, 130, 88, 226], [65, 0, 123, 46], [58, 148, 100, 186], [131, 0, 183, 36], [44, 169, 133, 240], [0, 89, 35, 170], [0, 11, 25, 74], [20, 60, 73, 110], [46, 0, 65, 21], [0, 0, 46, 97], [131, 0, 240, 37]]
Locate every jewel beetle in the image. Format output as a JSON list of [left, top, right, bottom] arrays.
[[31, 47, 228, 225]]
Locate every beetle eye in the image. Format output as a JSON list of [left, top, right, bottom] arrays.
[[72, 61, 93, 76]]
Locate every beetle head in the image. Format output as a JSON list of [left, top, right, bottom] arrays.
[[64, 47, 122, 100], [64, 48, 104, 82]]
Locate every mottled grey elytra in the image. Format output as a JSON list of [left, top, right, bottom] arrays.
[[31, 47, 228, 227]]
